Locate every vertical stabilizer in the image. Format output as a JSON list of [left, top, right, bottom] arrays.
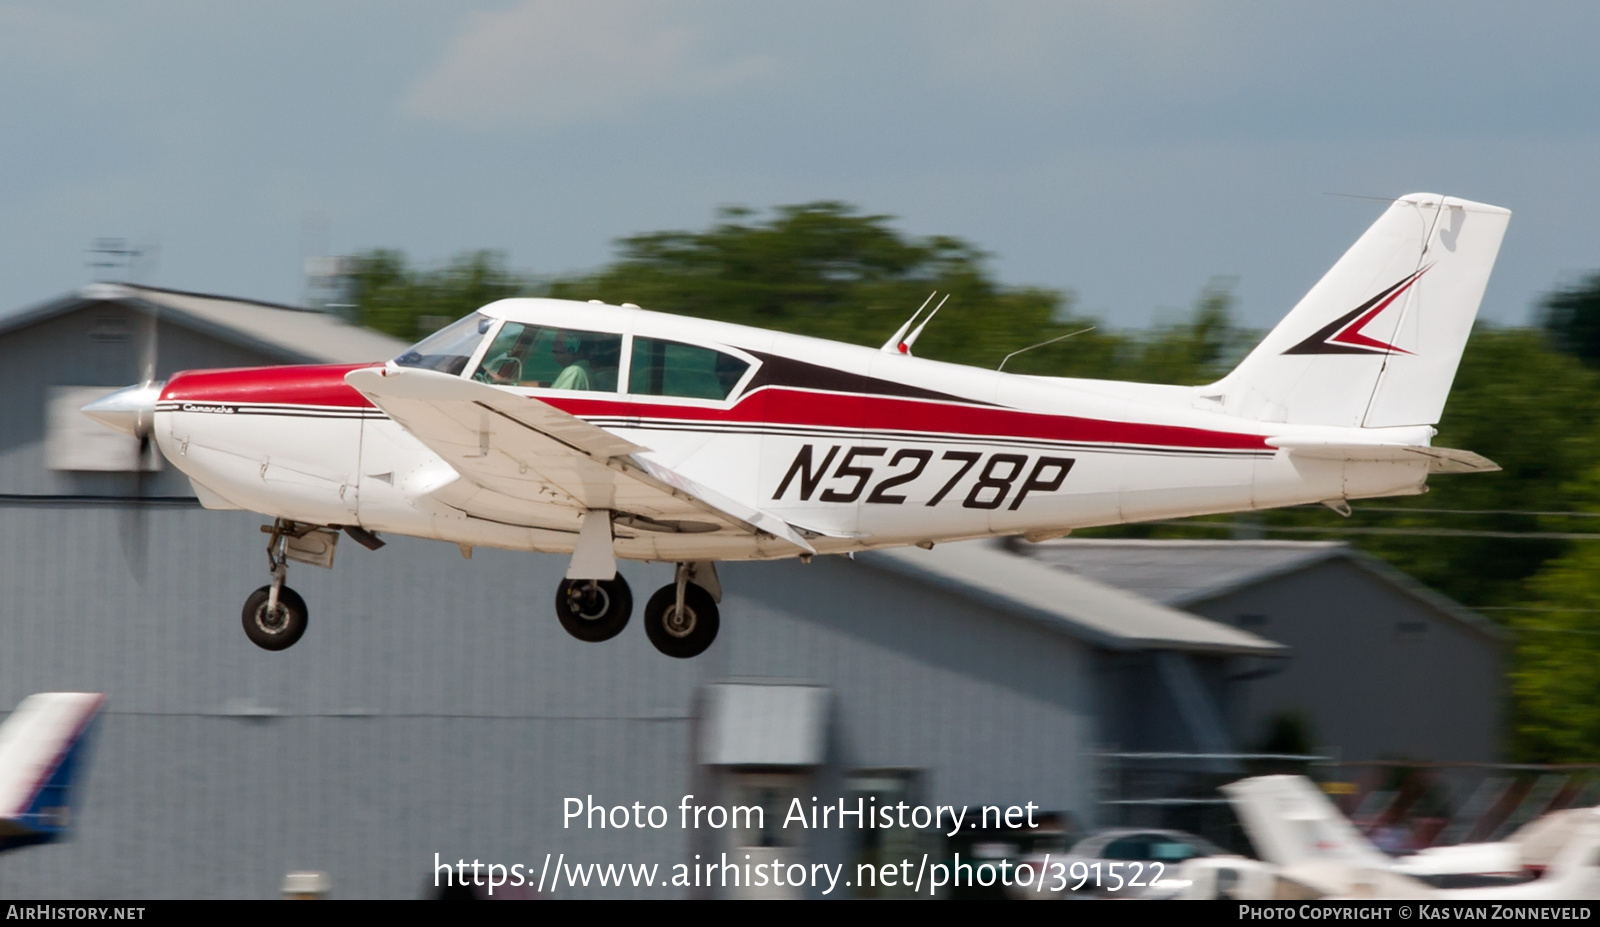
[[1207, 194, 1509, 428], [0, 692, 105, 852], [1221, 775, 1392, 869]]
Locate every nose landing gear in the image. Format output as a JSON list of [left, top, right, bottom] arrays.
[[242, 521, 310, 651], [242, 583, 308, 651], [241, 519, 344, 651]]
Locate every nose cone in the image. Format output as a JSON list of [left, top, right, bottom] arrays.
[[82, 382, 164, 437]]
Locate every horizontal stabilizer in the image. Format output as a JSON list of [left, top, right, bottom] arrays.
[[0, 693, 105, 852], [1268, 438, 1500, 474]]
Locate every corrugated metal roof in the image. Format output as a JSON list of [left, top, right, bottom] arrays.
[[0, 283, 409, 364], [1011, 539, 1346, 606], [1007, 538, 1506, 642], [861, 540, 1287, 656]]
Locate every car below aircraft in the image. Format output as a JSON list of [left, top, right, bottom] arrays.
[[84, 193, 1509, 658]]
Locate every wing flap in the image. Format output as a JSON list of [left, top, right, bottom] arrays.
[[624, 455, 815, 552]]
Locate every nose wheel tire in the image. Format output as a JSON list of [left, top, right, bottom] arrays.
[[555, 576, 633, 642], [643, 583, 719, 659], [242, 585, 309, 651]]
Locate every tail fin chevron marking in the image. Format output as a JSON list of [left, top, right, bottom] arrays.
[[1283, 265, 1430, 356]]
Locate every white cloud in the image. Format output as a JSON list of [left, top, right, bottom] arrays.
[[403, 0, 773, 129]]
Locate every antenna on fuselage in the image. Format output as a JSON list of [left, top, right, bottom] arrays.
[[879, 292, 949, 356], [997, 327, 1096, 372]]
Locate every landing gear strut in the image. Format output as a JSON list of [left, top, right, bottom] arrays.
[[554, 576, 633, 642], [242, 519, 310, 651], [643, 563, 720, 659]]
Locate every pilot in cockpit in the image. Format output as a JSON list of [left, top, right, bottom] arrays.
[[548, 331, 593, 391]]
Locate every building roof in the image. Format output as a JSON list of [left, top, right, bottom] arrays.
[[0, 283, 409, 364], [1009, 539, 1346, 606], [860, 540, 1288, 657], [1004, 538, 1506, 642]]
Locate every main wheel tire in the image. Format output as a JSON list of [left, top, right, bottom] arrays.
[[241, 585, 309, 651], [643, 583, 719, 659], [555, 576, 632, 642]]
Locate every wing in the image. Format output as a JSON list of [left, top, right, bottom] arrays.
[[345, 366, 814, 555]]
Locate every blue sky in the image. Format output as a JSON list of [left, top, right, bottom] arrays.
[[3, 1, 1598, 330]]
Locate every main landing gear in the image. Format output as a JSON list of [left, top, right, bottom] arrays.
[[555, 576, 633, 641], [643, 566, 719, 659], [552, 562, 721, 659]]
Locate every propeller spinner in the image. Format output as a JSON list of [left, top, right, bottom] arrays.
[[80, 381, 163, 440]]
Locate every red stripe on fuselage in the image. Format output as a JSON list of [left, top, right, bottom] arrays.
[[162, 363, 381, 408], [554, 390, 1272, 452], [162, 364, 1271, 452]]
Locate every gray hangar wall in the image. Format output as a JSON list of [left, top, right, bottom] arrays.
[[0, 502, 1095, 898], [1182, 557, 1503, 763]]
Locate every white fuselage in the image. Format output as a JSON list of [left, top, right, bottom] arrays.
[[152, 298, 1432, 562]]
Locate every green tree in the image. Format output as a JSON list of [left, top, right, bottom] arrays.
[[1089, 327, 1600, 609], [344, 249, 533, 340], [340, 207, 1600, 759], [348, 203, 1253, 386], [1114, 279, 1256, 386], [344, 208, 1600, 610], [544, 201, 1257, 386], [1342, 329, 1600, 608], [546, 202, 1093, 370], [1509, 541, 1600, 763], [1541, 272, 1600, 367]]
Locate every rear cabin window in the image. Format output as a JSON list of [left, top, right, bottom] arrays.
[[472, 323, 622, 393], [628, 337, 750, 401]]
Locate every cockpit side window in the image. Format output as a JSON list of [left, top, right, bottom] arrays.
[[628, 337, 750, 401], [472, 322, 622, 393], [394, 313, 493, 376]]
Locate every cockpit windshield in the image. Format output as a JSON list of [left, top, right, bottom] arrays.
[[394, 313, 493, 376]]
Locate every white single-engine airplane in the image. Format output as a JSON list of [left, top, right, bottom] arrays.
[[85, 193, 1508, 658]]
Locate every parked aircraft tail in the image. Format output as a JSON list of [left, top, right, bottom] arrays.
[[1206, 194, 1510, 429], [0, 693, 105, 852], [1471, 807, 1600, 900], [1221, 774, 1393, 870]]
